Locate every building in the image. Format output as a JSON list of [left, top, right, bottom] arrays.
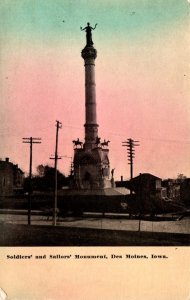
[[162, 179, 180, 201], [115, 177, 131, 189], [130, 173, 162, 196], [0, 158, 24, 196], [73, 23, 112, 189], [129, 173, 185, 214], [180, 178, 190, 206], [128, 173, 162, 214]]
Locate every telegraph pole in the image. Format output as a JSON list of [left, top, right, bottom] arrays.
[[22, 137, 41, 225], [50, 120, 62, 226], [122, 138, 140, 180], [122, 138, 141, 231]]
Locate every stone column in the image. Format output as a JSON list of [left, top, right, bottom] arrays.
[[81, 46, 99, 150]]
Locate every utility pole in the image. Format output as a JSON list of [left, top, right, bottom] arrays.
[[122, 138, 140, 180], [122, 138, 141, 231], [50, 120, 62, 226], [22, 137, 41, 225]]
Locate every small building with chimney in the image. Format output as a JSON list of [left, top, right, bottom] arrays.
[[0, 158, 24, 196]]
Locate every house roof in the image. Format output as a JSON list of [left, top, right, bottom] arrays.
[[130, 173, 161, 182], [0, 159, 24, 174]]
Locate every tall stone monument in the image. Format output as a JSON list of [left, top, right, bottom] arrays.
[[73, 23, 112, 189]]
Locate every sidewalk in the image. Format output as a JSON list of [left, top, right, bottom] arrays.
[[0, 210, 190, 234]]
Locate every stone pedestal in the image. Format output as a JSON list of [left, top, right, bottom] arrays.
[[74, 146, 111, 189]]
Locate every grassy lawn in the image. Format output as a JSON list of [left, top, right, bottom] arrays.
[[0, 223, 189, 246]]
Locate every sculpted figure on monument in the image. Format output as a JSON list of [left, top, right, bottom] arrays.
[[95, 136, 101, 146], [111, 168, 115, 178], [80, 22, 97, 46], [72, 138, 83, 148], [101, 139, 110, 147]]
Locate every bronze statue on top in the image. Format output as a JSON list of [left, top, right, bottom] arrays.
[[80, 22, 97, 46]]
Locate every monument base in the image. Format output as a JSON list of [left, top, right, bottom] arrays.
[[73, 146, 111, 190], [57, 187, 130, 215]]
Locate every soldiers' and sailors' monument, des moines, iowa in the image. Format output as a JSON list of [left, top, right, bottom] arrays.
[[72, 23, 114, 191]]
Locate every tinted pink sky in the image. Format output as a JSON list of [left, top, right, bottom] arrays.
[[0, 1, 190, 180]]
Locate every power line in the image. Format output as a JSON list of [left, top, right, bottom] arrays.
[[1, 125, 190, 144], [109, 132, 190, 144]]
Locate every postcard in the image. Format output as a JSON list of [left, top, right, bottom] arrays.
[[0, 1, 189, 299]]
